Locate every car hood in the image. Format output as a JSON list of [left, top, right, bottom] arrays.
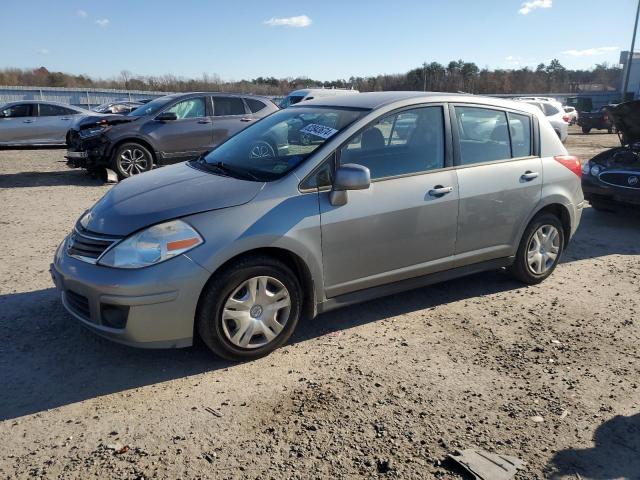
[[76, 114, 136, 130], [84, 162, 265, 236], [608, 100, 640, 145]]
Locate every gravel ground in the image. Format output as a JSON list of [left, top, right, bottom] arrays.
[[0, 126, 639, 480]]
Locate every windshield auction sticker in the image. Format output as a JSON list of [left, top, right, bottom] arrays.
[[299, 123, 338, 139]]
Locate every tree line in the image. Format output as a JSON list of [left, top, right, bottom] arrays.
[[0, 60, 622, 96]]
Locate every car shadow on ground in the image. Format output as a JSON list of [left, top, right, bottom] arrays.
[[561, 206, 640, 264], [0, 169, 104, 188], [1, 206, 637, 422], [546, 414, 640, 479]]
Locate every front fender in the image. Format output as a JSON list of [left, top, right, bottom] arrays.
[[183, 190, 325, 303]]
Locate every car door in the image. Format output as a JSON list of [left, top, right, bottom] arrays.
[[319, 105, 459, 298], [0, 103, 37, 144], [211, 96, 252, 146], [36, 104, 80, 143], [149, 96, 212, 163], [451, 105, 542, 264]]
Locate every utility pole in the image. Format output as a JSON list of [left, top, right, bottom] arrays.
[[622, 0, 640, 100], [423, 62, 427, 92]]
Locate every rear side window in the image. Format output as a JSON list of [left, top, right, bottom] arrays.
[[508, 112, 532, 158], [542, 103, 560, 116], [214, 97, 246, 116], [340, 106, 445, 180], [166, 98, 206, 119], [39, 104, 76, 116], [1, 104, 33, 118], [245, 98, 267, 113], [455, 107, 511, 165]]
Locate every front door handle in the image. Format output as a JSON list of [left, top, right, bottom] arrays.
[[521, 171, 539, 181], [60, 117, 71, 121], [428, 185, 453, 197], [23, 119, 34, 123], [240, 117, 253, 122], [197, 119, 212, 124]]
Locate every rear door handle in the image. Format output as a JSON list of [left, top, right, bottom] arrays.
[[521, 171, 539, 181], [60, 117, 71, 121], [428, 185, 453, 197], [23, 119, 34, 123], [197, 119, 212, 124], [240, 117, 253, 122]]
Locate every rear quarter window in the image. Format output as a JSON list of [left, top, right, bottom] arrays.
[[245, 98, 268, 113]]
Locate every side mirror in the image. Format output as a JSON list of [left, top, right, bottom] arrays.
[[156, 111, 178, 122], [329, 163, 371, 206]]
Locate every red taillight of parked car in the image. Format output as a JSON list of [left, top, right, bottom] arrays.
[[562, 114, 570, 123], [554, 155, 582, 178]]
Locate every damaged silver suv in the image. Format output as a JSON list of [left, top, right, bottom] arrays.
[[52, 92, 584, 360]]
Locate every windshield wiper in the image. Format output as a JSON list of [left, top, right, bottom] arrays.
[[206, 161, 260, 182]]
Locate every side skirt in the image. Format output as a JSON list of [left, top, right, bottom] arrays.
[[316, 257, 514, 314]]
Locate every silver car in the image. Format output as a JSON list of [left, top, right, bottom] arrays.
[[0, 100, 96, 146], [51, 92, 584, 360]]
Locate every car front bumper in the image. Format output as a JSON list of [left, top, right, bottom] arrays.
[[51, 237, 211, 348], [582, 176, 640, 207]]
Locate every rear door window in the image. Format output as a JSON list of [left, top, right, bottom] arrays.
[[39, 104, 77, 116], [213, 97, 246, 116], [455, 106, 511, 165], [508, 112, 532, 158], [1, 104, 33, 118]]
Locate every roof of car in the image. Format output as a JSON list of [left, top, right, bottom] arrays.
[[295, 91, 542, 114]]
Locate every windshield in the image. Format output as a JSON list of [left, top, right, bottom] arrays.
[[200, 106, 368, 181], [128, 96, 173, 117], [279, 95, 305, 109]]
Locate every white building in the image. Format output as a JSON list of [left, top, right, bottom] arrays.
[[620, 50, 640, 98]]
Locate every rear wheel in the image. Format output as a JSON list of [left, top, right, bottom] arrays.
[[582, 127, 591, 134], [508, 213, 564, 285], [112, 142, 153, 179], [196, 255, 302, 361]]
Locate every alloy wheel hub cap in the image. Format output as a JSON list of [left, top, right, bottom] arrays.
[[527, 224, 560, 275], [221, 276, 291, 349]]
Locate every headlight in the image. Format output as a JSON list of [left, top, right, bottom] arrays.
[[582, 162, 590, 175], [79, 210, 93, 229], [98, 220, 203, 269], [79, 125, 111, 139], [590, 164, 602, 176]]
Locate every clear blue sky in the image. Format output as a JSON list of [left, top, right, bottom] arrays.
[[1, 0, 638, 81]]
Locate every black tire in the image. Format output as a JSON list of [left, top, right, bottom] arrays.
[[111, 142, 153, 180], [589, 199, 617, 212], [607, 127, 613, 134], [582, 127, 591, 134], [196, 255, 302, 361], [508, 213, 565, 285]]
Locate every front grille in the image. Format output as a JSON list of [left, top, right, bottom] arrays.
[[599, 171, 640, 190], [65, 290, 90, 319], [67, 227, 120, 263]]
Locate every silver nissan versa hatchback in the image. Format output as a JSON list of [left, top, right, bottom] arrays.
[[51, 92, 584, 360]]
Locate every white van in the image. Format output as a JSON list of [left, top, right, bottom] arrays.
[[279, 88, 359, 108]]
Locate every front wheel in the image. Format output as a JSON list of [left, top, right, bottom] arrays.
[[582, 127, 591, 134], [508, 213, 564, 285], [112, 142, 153, 179], [196, 255, 302, 361]]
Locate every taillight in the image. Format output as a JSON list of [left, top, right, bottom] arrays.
[[562, 114, 570, 123], [554, 155, 582, 177]]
